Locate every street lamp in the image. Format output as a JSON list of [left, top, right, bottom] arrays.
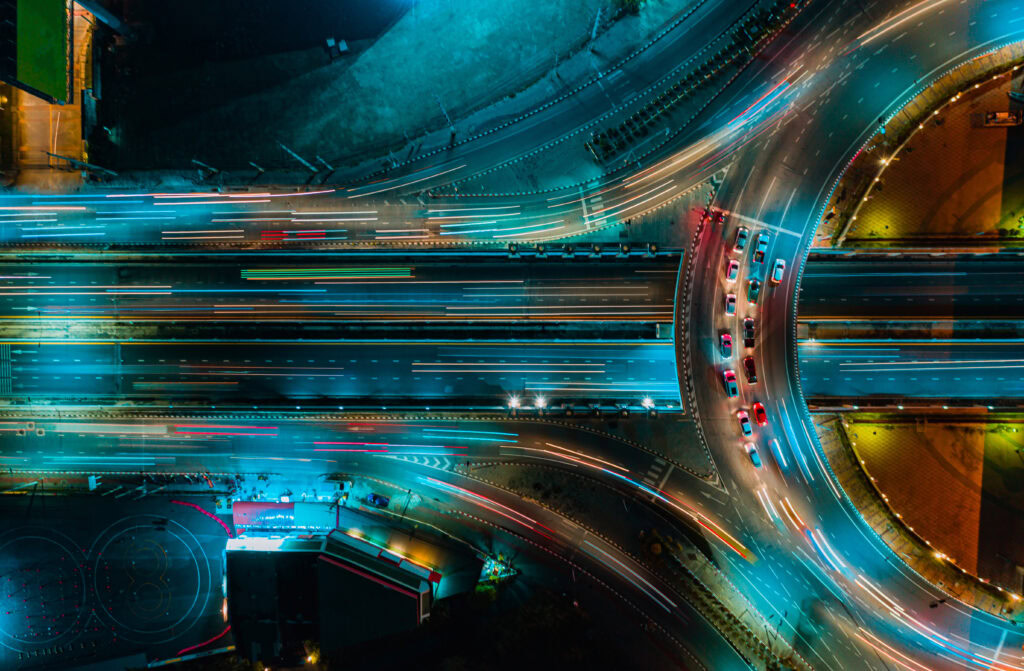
[[641, 396, 655, 410], [508, 395, 521, 410], [534, 396, 547, 410]]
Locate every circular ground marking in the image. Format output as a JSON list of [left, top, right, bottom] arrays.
[[0, 528, 87, 650], [91, 515, 211, 644]]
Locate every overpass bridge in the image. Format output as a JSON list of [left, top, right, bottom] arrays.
[[0, 254, 682, 411], [797, 255, 1024, 405]]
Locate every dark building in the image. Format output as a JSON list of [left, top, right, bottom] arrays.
[[226, 506, 483, 666]]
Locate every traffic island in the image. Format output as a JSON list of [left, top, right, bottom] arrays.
[[814, 40, 1024, 248], [813, 413, 1023, 622]]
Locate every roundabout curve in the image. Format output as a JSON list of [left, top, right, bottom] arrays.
[[683, 3, 1024, 669]]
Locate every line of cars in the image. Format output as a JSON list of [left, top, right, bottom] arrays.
[[723, 228, 786, 314], [719, 222, 786, 470]]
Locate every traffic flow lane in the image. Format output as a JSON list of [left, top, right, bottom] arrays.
[[12, 1, 1024, 667], [365, 453, 751, 670], [683, 197, 873, 669], [799, 258, 1024, 320], [0, 259, 678, 323], [4, 340, 680, 407], [338, 0, 755, 194], [0, 413, 747, 670], [798, 340, 1024, 399], [0, 0, 807, 251], [687, 1, 1024, 665]]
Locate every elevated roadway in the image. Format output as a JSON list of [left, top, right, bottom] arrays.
[[797, 257, 1024, 401], [799, 340, 1024, 400], [0, 257, 678, 330], [799, 256, 1024, 320], [8, 0, 1024, 669], [0, 339, 679, 409], [0, 257, 681, 408]]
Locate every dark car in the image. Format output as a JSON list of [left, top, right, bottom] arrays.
[[366, 493, 391, 508], [743, 356, 757, 383], [743, 318, 756, 348], [747, 278, 761, 304]]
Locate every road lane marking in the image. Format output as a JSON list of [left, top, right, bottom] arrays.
[[727, 213, 802, 238]]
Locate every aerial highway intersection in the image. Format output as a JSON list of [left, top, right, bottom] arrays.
[[0, 0, 1023, 669]]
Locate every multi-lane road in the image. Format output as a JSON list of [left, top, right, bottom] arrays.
[[800, 256, 1024, 320], [0, 258, 679, 326], [797, 256, 1024, 400], [5, 0, 1024, 670], [0, 258, 681, 408], [799, 340, 1024, 399], [0, 340, 679, 408]]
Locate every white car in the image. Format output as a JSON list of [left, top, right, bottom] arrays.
[[726, 259, 740, 282], [725, 293, 737, 315], [737, 410, 753, 437], [770, 258, 786, 284]]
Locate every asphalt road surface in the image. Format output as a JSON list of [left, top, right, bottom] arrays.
[[799, 256, 1024, 320], [0, 258, 679, 325], [685, 0, 1024, 669], [1, 340, 679, 408], [799, 340, 1024, 399]]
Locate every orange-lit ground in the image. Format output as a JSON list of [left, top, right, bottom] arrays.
[[843, 75, 1023, 242], [846, 418, 1024, 588]]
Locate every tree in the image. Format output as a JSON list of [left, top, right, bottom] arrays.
[[618, 0, 642, 15]]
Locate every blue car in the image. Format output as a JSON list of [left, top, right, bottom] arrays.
[[753, 232, 770, 263], [366, 493, 390, 508], [734, 227, 750, 251], [737, 410, 753, 437], [745, 442, 763, 468]]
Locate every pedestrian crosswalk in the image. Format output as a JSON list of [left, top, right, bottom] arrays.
[[642, 456, 674, 491]]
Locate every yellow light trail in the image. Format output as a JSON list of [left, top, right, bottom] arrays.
[[856, 0, 953, 45]]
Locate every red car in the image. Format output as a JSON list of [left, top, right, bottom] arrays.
[[752, 402, 767, 426]]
